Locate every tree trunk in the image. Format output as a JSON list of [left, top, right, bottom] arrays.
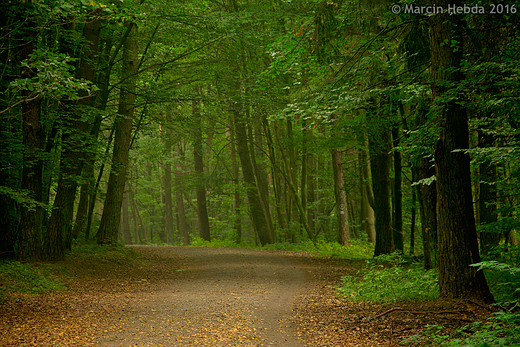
[[193, 95, 211, 242], [0, 9, 16, 260], [430, 0, 493, 302], [410, 184, 416, 255], [97, 20, 138, 244], [17, 16, 43, 261], [392, 126, 403, 252], [264, 118, 286, 236], [306, 148, 316, 233], [174, 143, 190, 244], [228, 122, 242, 243], [233, 108, 273, 245], [417, 158, 438, 270], [164, 156, 174, 244], [359, 144, 376, 244], [248, 115, 275, 243], [331, 149, 350, 246], [368, 108, 394, 256]]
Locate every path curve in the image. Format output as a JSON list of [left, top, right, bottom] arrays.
[[97, 246, 308, 346]]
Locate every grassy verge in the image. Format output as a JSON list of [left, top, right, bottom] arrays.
[[0, 261, 67, 303], [0, 241, 139, 303], [189, 237, 375, 260]]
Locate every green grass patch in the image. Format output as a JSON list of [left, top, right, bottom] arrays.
[[337, 252, 439, 302], [187, 237, 374, 260], [189, 237, 254, 249], [0, 261, 66, 303], [262, 239, 374, 259], [70, 240, 140, 264]]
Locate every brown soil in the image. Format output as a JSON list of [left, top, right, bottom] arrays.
[[0, 246, 494, 346]]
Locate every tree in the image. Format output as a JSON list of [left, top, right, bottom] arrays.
[[45, 8, 102, 260], [97, 19, 138, 244], [16, 8, 43, 261], [331, 149, 350, 246], [368, 103, 394, 256], [429, 0, 493, 302]]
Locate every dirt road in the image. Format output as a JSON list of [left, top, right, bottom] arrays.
[[97, 246, 308, 346], [4, 245, 475, 346]]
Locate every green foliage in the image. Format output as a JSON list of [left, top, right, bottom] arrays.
[[0, 261, 66, 303], [338, 253, 439, 302], [9, 49, 95, 101], [472, 253, 520, 307]]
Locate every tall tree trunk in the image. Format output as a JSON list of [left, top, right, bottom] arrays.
[[248, 115, 275, 243], [193, 95, 211, 241], [164, 155, 174, 244], [174, 143, 190, 244], [17, 15, 43, 261], [417, 158, 438, 270], [430, 0, 493, 302], [359, 144, 376, 244], [97, 20, 138, 244], [331, 149, 350, 246], [0, 9, 16, 260], [233, 107, 273, 245], [392, 125, 403, 252], [410, 180, 417, 255], [264, 118, 286, 235], [368, 107, 394, 256], [228, 122, 242, 243], [306, 148, 316, 233]]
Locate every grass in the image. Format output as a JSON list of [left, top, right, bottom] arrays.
[[70, 240, 140, 264], [0, 240, 140, 303], [189, 237, 375, 260], [0, 261, 67, 303]]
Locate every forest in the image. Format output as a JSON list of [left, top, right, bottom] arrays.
[[1, 0, 520, 337]]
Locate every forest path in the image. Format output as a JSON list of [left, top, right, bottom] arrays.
[[97, 246, 308, 346], [1, 245, 423, 347]]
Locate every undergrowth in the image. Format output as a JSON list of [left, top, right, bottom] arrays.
[[400, 245, 520, 347], [0, 240, 139, 303], [338, 252, 439, 302], [189, 237, 374, 259], [0, 261, 66, 303], [70, 240, 140, 264]]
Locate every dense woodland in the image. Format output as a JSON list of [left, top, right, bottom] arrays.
[[1, 0, 519, 304]]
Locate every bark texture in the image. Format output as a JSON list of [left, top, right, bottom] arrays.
[[430, 0, 493, 302]]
